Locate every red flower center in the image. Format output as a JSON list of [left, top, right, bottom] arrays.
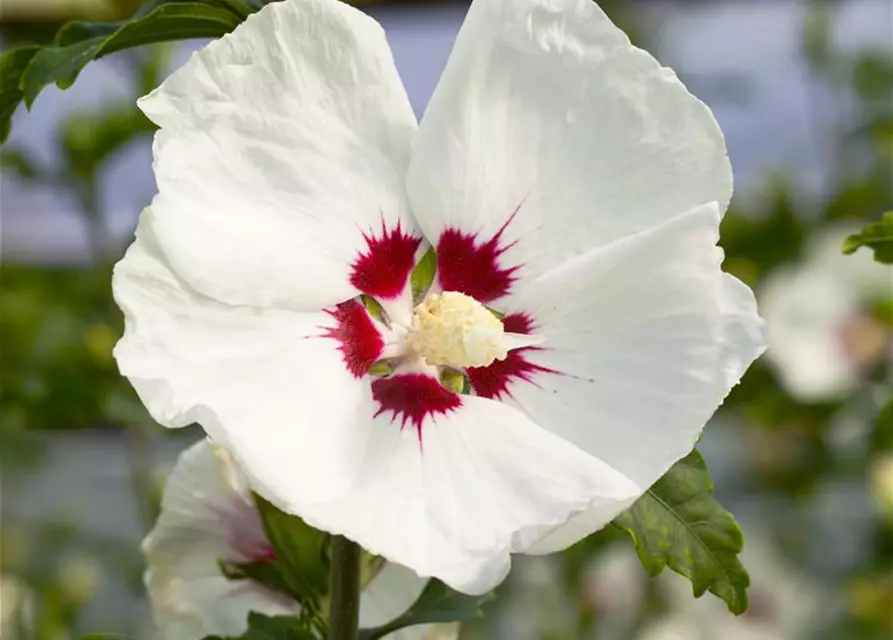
[[321, 213, 560, 440]]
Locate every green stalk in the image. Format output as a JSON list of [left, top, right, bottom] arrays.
[[328, 535, 362, 639]]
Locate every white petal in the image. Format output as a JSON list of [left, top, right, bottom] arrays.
[[494, 204, 766, 553], [300, 388, 638, 594], [718, 274, 772, 389], [407, 0, 731, 301], [114, 217, 377, 505], [143, 440, 297, 638], [359, 564, 460, 639], [359, 563, 426, 629], [140, 0, 419, 310]]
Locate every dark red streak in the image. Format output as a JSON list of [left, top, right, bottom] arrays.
[[436, 212, 520, 303], [467, 312, 559, 400], [372, 374, 462, 443], [321, 300, 384, 378], [501, 311, 535, 335], [350, 219, 421, 300]]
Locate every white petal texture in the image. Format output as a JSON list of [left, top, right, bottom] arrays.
[[300, 386, 638, 594], [494, 204, 767, 552], [114, 215, 379, 504], [146, 439, 445, 639], [407, 0, 731, 303], [144, 440, 297, 638], [140, 0, 419, 311]]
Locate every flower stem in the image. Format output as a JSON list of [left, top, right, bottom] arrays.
[[328, 535, 362, 639]]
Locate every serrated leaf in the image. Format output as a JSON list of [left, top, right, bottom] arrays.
[[0, 46, 40, 143], [358, 579, 492, 640], [203, 612, 317, 640], [253, 493, 330, 605], [842, 212, 893, 263], [613, 449, 750, 614]]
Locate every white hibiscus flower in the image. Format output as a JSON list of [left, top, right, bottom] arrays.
[[760, 225, 891, 401], [115, 0, 767, 594], [144, 439, 457, 639]]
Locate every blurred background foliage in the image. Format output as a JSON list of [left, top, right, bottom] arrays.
[[0, 0, 891, 638]]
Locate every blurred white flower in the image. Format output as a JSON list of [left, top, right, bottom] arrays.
[[640, 533, 828, 640], [115, 0, 766, 592], [144, 439, 456, 639], [493, 556, 576, 639], [584, 544, 647, 635], [0, 574, 35, 637], [57, 552, 102, 605], [760, 225, 891, 401]]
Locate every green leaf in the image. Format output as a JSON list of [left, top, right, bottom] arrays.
[[872, 396, 893, 451], [613, 449, 750, 615], [871, 298, 893, 327], [219, 557, 299, 601], [21, 37, 108, 106], [801, 2, 834, 75], [0, 46, 40, 143], [193, 0, 255, 21], [852, 50, 893, 102], [842, 212, 893, 263], [0, 0, 256, 143], [53, 0, 249, 47], [438, 368, 466, 394], [252, 493, 330, 605], [20, 2, 244, 108], [410, 248, 437, 302], [358, 579, 493, 640], [361, 294, 386, 323], [0, 147, 40, 180], [203, 612, 317, 640]]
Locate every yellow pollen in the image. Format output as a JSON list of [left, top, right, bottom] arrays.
[[408, 291, 508, 368]]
